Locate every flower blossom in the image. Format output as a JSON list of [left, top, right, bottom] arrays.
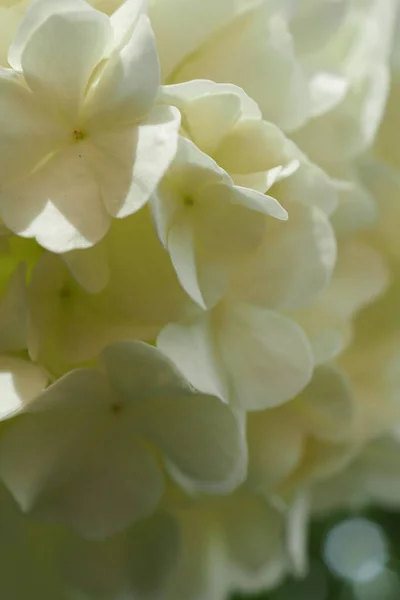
[[0, 0, 180, 252], [0, 341, 247, 539]]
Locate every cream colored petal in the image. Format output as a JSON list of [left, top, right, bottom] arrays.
[[17, 1, 111, 123], [0, 355, 48, 421], [1, 145, 111, 253], [230, 203, 336, 311], [84, 12, 160, 128]]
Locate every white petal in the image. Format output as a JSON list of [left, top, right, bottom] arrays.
[[217, 302, 314, 410], [0, 383, 104, 512], [157, 312, 230, 402], [194, 183, 286, 259], [65, 511, 180, 599], [247, 409, 304, 491], [292, 65, 390, 163], [84, 12, 160, 128], [320, 241, 389, 321], [181, 91, 242, 156], [222, 495, 286, 590], [0, 74, 67, 186], [231, 203, 336, 311], [100, 340, 195, 403], [18, 2, 111, 123], [297, 365, 355, 443], [165, 509, 228, 600], [0, 371, 165, 539], [24, 367, 111, 412], [109, 0, 147, 51], [172, 9, 310, 132], [88, 105, 181, 219], [290, 0, 348, 56], [101, 340, 246, 495], [308, 70, 349, 118], [38, 425, 164, 539], [0, 144, 111, 253], [160, 79, 261, 119], [166, 135, 230, 191], [273, 150, 339, 216], [138, 392, 247, 494], [0, 356, 48, 421], [149, 0, 254, 78], [9, 0, 102, 70], [167, 213, 210, 308], [62, 242, 110, 294], [125, 512, 181, 598], [160, 302, 314, 411], [230, 185, 288, 220], [214, 119, 288, 176]]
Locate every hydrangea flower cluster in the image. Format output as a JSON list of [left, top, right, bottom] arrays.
[[0, 0, 400, 598]]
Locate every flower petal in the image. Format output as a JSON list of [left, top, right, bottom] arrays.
[[296, 365, 355, 443], [84, 11, 160, 128], [0, 369, 165, 539], [125, 511, 181, 598], [247, 408, 304, 492], [216, 302, 314, 410], [221, 495, 286, 590], [138, 392, 247, 494], [171, 7, 309, 131], [0, 356, 48, 421], [62, 242, 110, 294], [0, 144, 111, 253], [100, 340, 195, 404], [17, 1, 111, 123], [87, 105, 181, 219], [159, 302, 314, 411], [214, 119, 288, 175], [0, 73, 66, 187], [230, 203, 336, 311], [157, 312, 230, 402]]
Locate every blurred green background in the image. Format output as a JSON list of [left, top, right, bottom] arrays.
[[232, 509, 400, 600]]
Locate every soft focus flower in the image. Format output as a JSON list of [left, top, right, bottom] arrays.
[[0, 341, 247, 539], [0, 0, 400, 597]]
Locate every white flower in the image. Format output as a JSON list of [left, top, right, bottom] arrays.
[[0, 341, 247, 539], [156, 199, 337, 411], [0, 0, 180, 252], [151, 135, 287, 309]]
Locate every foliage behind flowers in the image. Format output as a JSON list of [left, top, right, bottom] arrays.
[[0, 0, 400, 598]]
